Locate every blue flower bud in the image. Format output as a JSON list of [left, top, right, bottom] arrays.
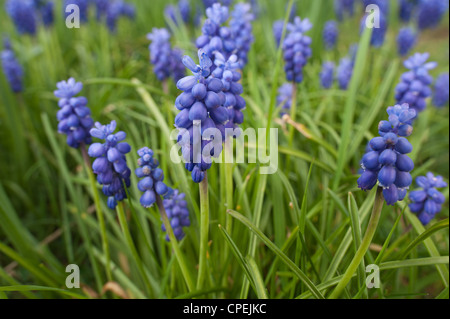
[[379, 149, 397, 166], [357, 170, 379, 191], [383, 185, 399, 206], [395, 154, 414, 172], [395, 137, 413, 154], [189, 102, 208, 121], [140, 190, 156, 208], [395, 171, 412, 189], [378, 165, 396, 188], [362, 151, 380, 170]]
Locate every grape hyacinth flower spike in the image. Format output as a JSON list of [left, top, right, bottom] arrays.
[[196, 2, 234, 63], [175, 49, 228, 183], [417, 0, 449, 30], [323, 20, 338, 50], [54, 78, 94, 148], [5, 0, 37, 35], [334, 0, 355, 21], [358, 104, 416, 206], [162, 189, 191, 241], [409, 173, 447, 225], [282, 17, 313, 83], [147, 28, 185, 84], [211, 52, 246, 135], [273, 20, 285, 48], [88, 120, 132, 209], [1, 38, 24, 93], [64, 0, 89, 23], [135, 147, 170, 208], [394, 52, 437, 115], [433, 73, 449, 107], [229, 2, 255, 68], [320, 61, 335, 89], [397, 27, 417, 57], [360, 10, 388, 48], [277, 83, 294, 116]]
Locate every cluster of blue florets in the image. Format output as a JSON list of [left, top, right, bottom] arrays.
[[394, 52, 437, 115], [175, 50, 229, 183], [409, 172, 448, 225], [282, 17, 313, 83], [147, 28, 186, 83], [54, 78, 94, 148], [162, 190, 191, 241], [1, 38, 24, 93], [397, 27, 418, 57], [358, 104, 416, 206], [135, 147, 170, 208], [88, 120, 132, 209]]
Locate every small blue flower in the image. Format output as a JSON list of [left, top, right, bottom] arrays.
[[397, 27, 417, 57], [64, 0, 89, 23], [6, 0, 38, 35], [196, 3, 234, 64], [135, 147, 170, 208], [212, 52, 246, 135], [147, 28, 185, 83], [282, 17, 313, 83], [34, 0, 54, 27], [409, 172, 447, 225], [179, 0, 191, 24], [320, 61, 335, 89], [323, 20, 338, 50], [360, 10, 388, 47], [229, 3, 255, 68], [362, 0, 390, 15], [273, 20, 285, 48], [398, 0, 419, 22], [162, 189, 191, 241], [88, 120, 131, 209], [335, 0, 355, 21], [277, 83, 294, 116], [105, 0, 135, 32], [394, 52, 437, 114], [202, 0, 232, 9], [1, 39, 24, 93], [417, 0, 448, 30], [337, 57, 353, 90], [358, 104, 416, 206], [54, 78, 94, 148], [433, 73, 449, 107]]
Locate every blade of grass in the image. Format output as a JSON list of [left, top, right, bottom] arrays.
[[228, 209, 325, 299]]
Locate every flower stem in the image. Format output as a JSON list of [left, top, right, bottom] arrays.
[[329, 187, 384, 299], [286, 82, 298, 170], [81, 146, 112, 282], [116, 201, 153, 297], [225, 138, 234, 234], [197, 172, 210, 290], [155, 196, 195, 292]]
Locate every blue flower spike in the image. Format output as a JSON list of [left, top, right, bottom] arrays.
[[409, 173, 447, 225], [54, 78, 94, 148], [395, 52, 437, 115], [88, 120, 132, 209], [358, 104, 416, 206]]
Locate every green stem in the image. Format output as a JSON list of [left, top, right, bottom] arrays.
[[286, 82, 298, 170], [329, 187, 384, 299], [116, 201, 153, 297], [81, 146, 112, 282], [197, 173, 210, 290], [225, 139, 234, 234], [155, 196, 195, 292]]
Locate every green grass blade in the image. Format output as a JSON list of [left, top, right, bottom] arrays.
[[228, 209, 325, 299]]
